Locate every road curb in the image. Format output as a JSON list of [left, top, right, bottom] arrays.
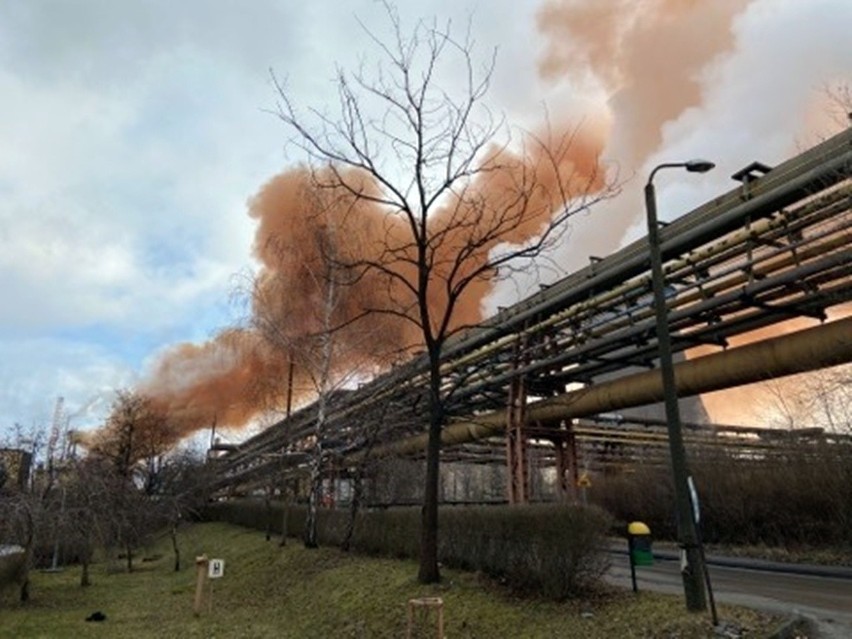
[[765, 615, 809, 639], [608, 545, 852, 580]]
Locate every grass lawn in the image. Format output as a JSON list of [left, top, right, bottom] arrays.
[[0, 522, 782, 638]]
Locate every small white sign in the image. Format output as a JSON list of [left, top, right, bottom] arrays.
[[208, 558, 225, 579]]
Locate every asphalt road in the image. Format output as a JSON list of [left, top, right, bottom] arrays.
[[606, 552, 852, 638]]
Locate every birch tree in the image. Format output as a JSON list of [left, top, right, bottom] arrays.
[[248, 194, 379, 548]]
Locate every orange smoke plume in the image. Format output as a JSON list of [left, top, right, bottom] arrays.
[[691, 304, 852, 426], [537, 0, 748, 165], [93, 120, 607, 450]]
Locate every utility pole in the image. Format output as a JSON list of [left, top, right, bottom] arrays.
[[645, 160, 714, 612]]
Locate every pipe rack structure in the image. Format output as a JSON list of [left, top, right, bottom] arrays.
[[211, 127, 852, 497]]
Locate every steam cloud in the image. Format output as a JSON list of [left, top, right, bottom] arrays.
[[98, 0, 850, 446]]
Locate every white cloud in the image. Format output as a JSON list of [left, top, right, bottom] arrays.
[[4, 0, 844, 435], [0, 337, 134, 433], [643, 0, 852, 224], [0, 0, 543, 433]]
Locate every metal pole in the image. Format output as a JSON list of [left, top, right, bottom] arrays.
[[696, 524, 718, 624], [628, 536, 638, 593], [645, 178, 707, 612], [286, 358, 295, 418]]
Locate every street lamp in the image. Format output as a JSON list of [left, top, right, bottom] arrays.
[[645, 160, 714, 613]]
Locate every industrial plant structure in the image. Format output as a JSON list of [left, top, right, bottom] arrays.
[[210, 128, 852, 505]]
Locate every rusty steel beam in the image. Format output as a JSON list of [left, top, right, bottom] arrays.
[[351, 316, 852, 461]]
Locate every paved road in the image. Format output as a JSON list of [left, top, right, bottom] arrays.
[[606, 553, 852, 638]]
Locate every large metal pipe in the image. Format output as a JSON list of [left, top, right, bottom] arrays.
[[436, 129, 852, 362], [218, 131, 851, 478], [351, 316, 852, 461], [300, 130, 852, 422]]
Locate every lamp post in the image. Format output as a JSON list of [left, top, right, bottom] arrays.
[[645, 160, 714, 612]]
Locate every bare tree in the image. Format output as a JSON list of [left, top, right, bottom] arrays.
[[272, 6, 613, 582], [62, 457, 113, 587], [152, 448, 215, 571], [89, 390, 176, 487], [0, 421, 63, 601], [245, 191, 391, 548], [86, 391, 173, 573], [0, 489, 40, 602], [761, 364, 852, 434]]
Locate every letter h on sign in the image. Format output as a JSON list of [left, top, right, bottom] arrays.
[[208, 559, 225, 579]]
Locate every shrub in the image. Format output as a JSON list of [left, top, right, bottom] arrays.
[[204, 501, 611, 599], [0, 547, 26, 598], [439, 504, 611, 598], [591, 444, 852, 547]]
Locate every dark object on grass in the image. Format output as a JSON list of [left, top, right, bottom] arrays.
[[85, 611, 106, 622]]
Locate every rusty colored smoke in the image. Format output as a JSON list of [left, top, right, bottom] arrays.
[[537, 0, 748, 166], [96, 121, 607, 450], [691, 304, 852, 426], [92, 0, 844, 450]]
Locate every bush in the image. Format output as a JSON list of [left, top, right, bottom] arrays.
[[439, 504, 611, 598], [591, 444, 852, 547], [203, 501, 611, 599], [0, 547, 26, 597]]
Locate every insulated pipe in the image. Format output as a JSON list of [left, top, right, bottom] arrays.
[[278, 132, 852, 432], [220, 134, 851, 469], [349, 316, 852, 461], [449, 189, 851, 386], [447, 186, 851, 376], [449, 247, 852, 403], [435, 130, 852, 363]]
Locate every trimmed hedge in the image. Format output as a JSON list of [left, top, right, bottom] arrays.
[[203, 501, 611, 599]]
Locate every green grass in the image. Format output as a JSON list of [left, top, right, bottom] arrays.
[[0, 523, 782, 638]]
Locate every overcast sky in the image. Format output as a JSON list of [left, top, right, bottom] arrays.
[[1, 0, 849, 436]]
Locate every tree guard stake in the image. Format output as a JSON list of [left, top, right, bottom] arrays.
[[193, 555, 209, 617]]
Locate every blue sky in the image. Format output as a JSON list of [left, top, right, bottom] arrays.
[[1, 0, 850, 437]]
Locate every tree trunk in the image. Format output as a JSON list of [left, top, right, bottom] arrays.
[[19, 576, 29, 603], [418, 359, 444, 583], [171, 524, 181, 572], [81, 558, 91, 587], [20, 514, 34, 602], [80, 536, 92, 586], [304, 252, 337, 549], [279, 483, 290, 547], [125, 544, 133, 573], [264, 487, 273, 542], [341, 471, 362, 552], [304, 461, 321, 548]]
